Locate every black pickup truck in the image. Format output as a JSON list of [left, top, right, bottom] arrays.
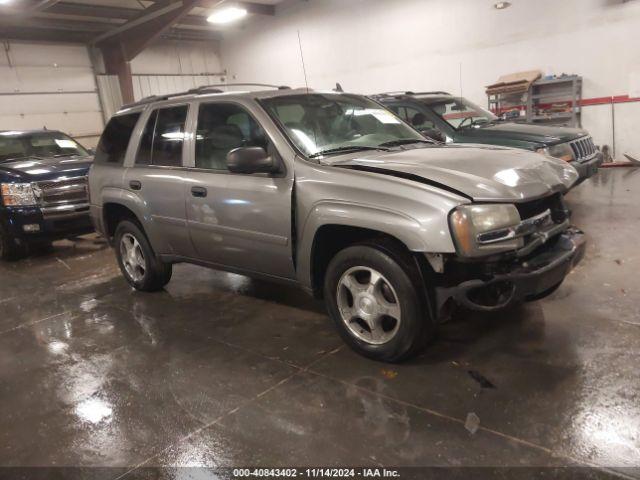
[[0, 130, 93, 260]]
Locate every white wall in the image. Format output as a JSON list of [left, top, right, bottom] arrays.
[[0, 41, 104, 148], [221, 0, 640, 160]]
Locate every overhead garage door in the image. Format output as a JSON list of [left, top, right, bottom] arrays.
[[0, 41, 104, 148]]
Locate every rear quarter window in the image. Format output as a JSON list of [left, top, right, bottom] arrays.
[[94, 112, 141, 165]]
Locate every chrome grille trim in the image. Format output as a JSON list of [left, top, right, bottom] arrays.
[[569, 136, 597, 162], [476, 209, 553, 245], [33, 176, 89, 219]]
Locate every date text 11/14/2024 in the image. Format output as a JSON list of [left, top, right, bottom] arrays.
[[232, 468, 400, 478]]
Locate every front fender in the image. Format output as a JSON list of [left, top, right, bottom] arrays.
[[296, 200, 456, 289]]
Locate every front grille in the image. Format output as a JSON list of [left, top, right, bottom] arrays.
[[569, 136, 597, 162], [516, 193, 569, 224], [34, 176, 89, 219]]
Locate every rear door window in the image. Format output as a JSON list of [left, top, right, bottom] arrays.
[[135, 105, 188, 167], [94, 112, 141, 164]]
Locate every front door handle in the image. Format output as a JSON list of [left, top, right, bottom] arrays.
[[129, 180, 142, 191], [191, 186, 207, 198]]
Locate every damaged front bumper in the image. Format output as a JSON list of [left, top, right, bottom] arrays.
[[435, 228, 586, 312]]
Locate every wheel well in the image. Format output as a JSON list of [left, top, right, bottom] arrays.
[[103, 203, 141, 242], [310, 225, 417, 299]]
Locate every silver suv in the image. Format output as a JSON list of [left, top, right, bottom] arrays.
[[89, 84, 585, 362]]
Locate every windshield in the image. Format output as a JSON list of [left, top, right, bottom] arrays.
[[0, 131, 89, 162], [261, 93, 426, 157], [420, 96, 497, 130]]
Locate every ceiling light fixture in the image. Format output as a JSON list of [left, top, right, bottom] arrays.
[[0, 0, 13, 5], [207, 6, 248, 24], [494, 1, 512, 9]]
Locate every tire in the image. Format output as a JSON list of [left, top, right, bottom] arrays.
[[0, 223, 26, 261], [114, 220, 172, 292], [323, 243, 434, 363], [29, 241, 54, 255]]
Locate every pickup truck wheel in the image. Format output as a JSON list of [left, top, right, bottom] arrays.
[[0, 224, 26, 261], [324, 244, 431, 362], [114, 220, 172, 292]]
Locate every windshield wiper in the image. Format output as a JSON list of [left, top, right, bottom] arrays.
[[309, 145, 390, 158], [378, 139, 435, 147]]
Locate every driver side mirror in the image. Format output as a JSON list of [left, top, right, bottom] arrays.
[[420, 128, 446, 143], [87, 148, 96, 156], [226, 147, 279, 174]]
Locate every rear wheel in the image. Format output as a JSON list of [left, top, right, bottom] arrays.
[[114, 220, 172, 292], [0, 224, 26, 261], [324, 243, 434, 362]]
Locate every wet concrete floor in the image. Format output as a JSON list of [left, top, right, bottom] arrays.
[[0, 168, 638, 477]]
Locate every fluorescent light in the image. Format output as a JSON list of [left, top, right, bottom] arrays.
[[494, 1, 512, 9], [0, 0, 13, 5], [207, 6, 247, 24]]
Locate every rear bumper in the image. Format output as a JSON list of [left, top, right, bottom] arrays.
[[436, 228, 586, 312], [572, 152, 603, 182], [1, 205, 93, 244]]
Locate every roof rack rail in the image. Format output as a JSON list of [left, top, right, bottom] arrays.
[[120, 83, 291, 109], [193, 83, 291, 92], [371, 90, 452, 98], [371, 91, 417, 97]]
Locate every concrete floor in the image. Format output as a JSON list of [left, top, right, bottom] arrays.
[[0, 168, 638, 478]]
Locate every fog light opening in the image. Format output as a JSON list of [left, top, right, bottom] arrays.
[[466, 281, 516, 309], [22, 224, 41, 233]]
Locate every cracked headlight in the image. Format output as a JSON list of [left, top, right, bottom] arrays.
[[537, 143, 575, 162], [449, 204, 523, 257], [1, 183, 37, 206]]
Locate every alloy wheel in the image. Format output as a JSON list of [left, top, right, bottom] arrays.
[[336, 266, 402, 345], [120, 233, 146, 283]]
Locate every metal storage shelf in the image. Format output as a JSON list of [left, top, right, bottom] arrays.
[[488, 74, 583, 127], [531, 112, 579, 121], [527, 75, 582, 127]]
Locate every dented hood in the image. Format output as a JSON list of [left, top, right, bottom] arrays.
[[326, 145, 578, 202]]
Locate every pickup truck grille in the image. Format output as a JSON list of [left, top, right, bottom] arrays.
[[34, 176, 89, 220], [569, 136, 597, 162]]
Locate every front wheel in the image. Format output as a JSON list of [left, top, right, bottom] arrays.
[[0, 224, 26, 261], [324, 244, 434, 362], [114, 220, 172, 292]]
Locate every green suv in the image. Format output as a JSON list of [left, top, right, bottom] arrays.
[[374, 91, 602, 184]]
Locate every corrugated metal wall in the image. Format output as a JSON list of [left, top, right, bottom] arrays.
[[95, 74, 226, 120], [0, 41, 104, 148], [95, 75, 122, 123], [132, 74, 225, 101]]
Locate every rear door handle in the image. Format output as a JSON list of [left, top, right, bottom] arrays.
[[191, 186, 207, 198], [129, 180, 142, 191]]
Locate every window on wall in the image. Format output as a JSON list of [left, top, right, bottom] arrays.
[[195, 103, 270, 171], [135, 105, 188, 167], [94, 112, 141, 164]]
